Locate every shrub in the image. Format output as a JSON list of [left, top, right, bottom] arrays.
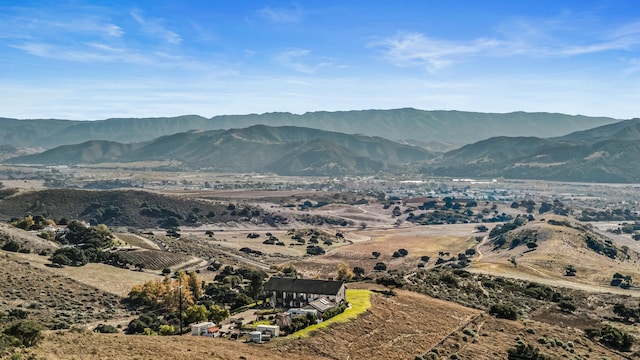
[[3, 320, 44, 347], [94, 324, 118, 333], [2, 240, 21, 252], [558, 300, 576, 313], [585, 325, 634, 351], [462, 328, 476, 337], [159, 325, 175, 336], [489, 304, 518, 320], [51, 322, 70, 330], [8, 309, 28, 320], [373, 262, 387, 271], [507, 342, 548, 360]]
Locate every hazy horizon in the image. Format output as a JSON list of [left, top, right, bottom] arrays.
[[1, 1, 639, 120]]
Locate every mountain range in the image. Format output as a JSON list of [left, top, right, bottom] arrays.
[[2, 109, 640, 182], [0, 108, 618, 150]]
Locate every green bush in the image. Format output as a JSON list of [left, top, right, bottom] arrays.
[[507, 342, 548, 360], [3, 320, 44, 347], [159, 325, 175, 336], [1, 240, 21, 252], [489, 304, 518, 320], [94, 324, 118, 333], [585, 325, 634, 351]]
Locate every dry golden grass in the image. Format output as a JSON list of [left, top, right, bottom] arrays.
[[30, 288, 482, 360], [284, 225, 478, 278], [7, 251, 159, 297], [469, 219, 640, 296], [113, 232, 161, 250]]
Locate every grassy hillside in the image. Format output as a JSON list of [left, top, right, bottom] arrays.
[[0, 189, 281, 229], [6, 125, 432, 176]]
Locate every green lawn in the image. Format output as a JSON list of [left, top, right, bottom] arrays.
[[288, 289, 373, 338]]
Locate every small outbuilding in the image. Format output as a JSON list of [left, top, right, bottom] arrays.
[[191, 322, 215, 336], [256, 324, 280, 338], [248, 331, 262, 343]]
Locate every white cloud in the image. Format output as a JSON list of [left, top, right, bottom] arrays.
[[273, 49, 332, 74], [257, 5, 301, 23], [130, 10, 181, 44], [371, 32, 502, 72], [372, 16, 640, 73]]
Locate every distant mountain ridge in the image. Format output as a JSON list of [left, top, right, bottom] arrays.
[[4, 111, 640, 183], [5, 125, 433, 176], [0, 109, 619, 150]]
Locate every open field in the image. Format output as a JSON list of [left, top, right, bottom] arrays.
[[113, 232, 161, 250], [283, 224, 480, 278], [4, 251, 159, 297]]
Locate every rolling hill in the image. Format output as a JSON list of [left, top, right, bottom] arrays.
[[5, 125, 433, 176], [0, 109, 619, 150], [426, 118, 640, 183]]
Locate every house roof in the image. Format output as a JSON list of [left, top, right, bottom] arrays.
[[264, 277, 344, 295], [305, 297, 337, 313]]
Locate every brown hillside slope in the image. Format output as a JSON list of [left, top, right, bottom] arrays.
[[470, 218, 640, 293], [25, 287, 626, 360], [30, 289, 480, 360]]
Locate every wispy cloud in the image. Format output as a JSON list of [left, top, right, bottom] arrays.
[[257, 5, 302, 23], [11, 42, 149, 64], [371, 32, 502, 72], [273, 49, 332, 74], [130, 10, 181, 44], [0, 14, 123, 39], [373, 17, 640, 72]]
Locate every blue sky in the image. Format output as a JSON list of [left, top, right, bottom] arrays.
[[1, 1, 639, 119]]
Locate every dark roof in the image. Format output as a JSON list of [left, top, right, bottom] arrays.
[[264, 277, 344, 295]]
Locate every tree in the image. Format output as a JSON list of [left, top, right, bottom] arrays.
[[208, 304, 230, 324], [373, 262, 387, 271], [336, 263, 354, 281], [489, 304, 518, 320], [4, 320, 43, 347], [353, 266, 365, 278], [372, 251, 381, 259], [50, 252, 72, 267], [246, 270, 265, 300], [187, 271, 203, 300], [126, 319, 147, 334], [183, 304, 209, 324]]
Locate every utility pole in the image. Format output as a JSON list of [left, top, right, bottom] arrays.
[[178, 280, 183, 335]]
